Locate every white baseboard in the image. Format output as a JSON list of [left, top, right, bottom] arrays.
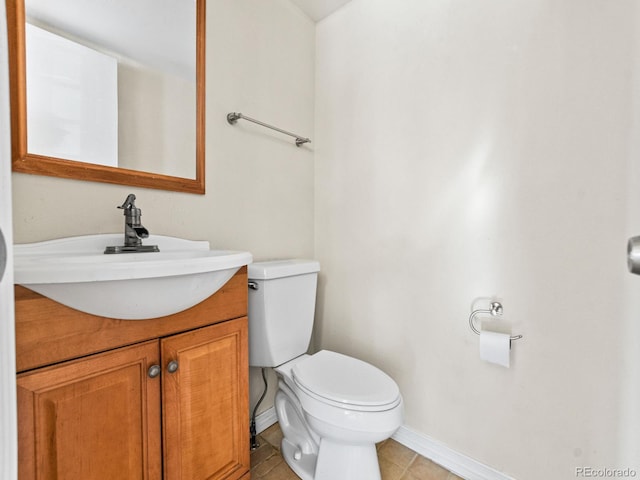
[[256, 406, 514, 480], [255, 407, 279, 434], [392, 425, 515, 480]]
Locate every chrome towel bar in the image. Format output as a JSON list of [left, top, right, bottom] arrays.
[[227, 112, 311, 147]]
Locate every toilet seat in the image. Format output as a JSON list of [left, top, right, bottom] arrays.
[[292, 350, 401, 412]]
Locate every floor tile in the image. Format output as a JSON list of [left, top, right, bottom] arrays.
[[261, 423, 284, 449], [260, 459, 300, 480], [251, 440, 275, 465], [401, 455, 450, 480], [254, 454, 284, 477], [378, 439, 418, 469], [379, 456, 407, 480]]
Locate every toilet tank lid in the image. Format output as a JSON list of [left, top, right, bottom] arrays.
[[248, 259, 320, 280]]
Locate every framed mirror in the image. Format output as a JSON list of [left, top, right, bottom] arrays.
[[6, 0, 205, 194]]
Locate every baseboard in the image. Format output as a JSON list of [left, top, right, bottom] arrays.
[[255, 406, 279, 434], [392, 425, 515, 480], [257, 406, 513, 480]]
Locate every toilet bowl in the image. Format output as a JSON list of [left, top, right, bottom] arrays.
[[248, 260, 404, 479], [274, 351, 403, 480]]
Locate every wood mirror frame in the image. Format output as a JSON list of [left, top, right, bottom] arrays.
[[5, 0, 206, 194]]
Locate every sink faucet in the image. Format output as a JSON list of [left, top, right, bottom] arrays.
[[119, 193, 148, 247], [104, 194, 159, 254]]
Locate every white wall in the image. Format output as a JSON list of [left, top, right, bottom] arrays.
[[12, 0, 315, 421], [315, 0, 640, 478]]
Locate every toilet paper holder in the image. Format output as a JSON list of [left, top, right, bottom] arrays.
[[469, 302, 523, 341]]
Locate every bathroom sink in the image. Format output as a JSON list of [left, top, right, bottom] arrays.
[[13, 234, 253, 320]]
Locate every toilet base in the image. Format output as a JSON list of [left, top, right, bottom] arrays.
[[281, 438, 317, 480], [314, 439, 380, 480]]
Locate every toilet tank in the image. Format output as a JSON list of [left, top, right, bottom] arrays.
[[248, 259, 320, 367]]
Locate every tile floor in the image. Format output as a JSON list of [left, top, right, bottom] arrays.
[[251, 423, 463, 480]]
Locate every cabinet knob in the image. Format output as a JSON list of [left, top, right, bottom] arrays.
[[148, 365, 161, 378], [167, 360, 179, 373]]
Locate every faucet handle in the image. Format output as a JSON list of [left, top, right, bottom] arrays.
[[118, 193, 137, 210]]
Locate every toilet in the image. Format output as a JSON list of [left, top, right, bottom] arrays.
[[248, 260, 404, 480]]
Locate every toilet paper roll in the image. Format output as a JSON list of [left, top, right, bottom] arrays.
[[479, 330, 511, 368]]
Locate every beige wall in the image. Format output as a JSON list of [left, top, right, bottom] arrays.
[[12, 0, 315, 418], [315, 0, 640, 478], [118, 63, 196, 178]]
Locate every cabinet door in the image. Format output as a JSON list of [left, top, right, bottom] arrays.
[[162, 317, 249, 480], [17, 341, 162, 480]]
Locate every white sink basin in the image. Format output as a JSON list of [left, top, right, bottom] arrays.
[[13, 234, 253, 320]]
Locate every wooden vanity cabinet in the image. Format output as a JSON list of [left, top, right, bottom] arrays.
[[17, 341, 163, 480], [15, 267, 250, 480], [162, 319, 249, 480]]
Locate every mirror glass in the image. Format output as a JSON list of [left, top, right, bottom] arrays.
[[8, 0, 205, 193]]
